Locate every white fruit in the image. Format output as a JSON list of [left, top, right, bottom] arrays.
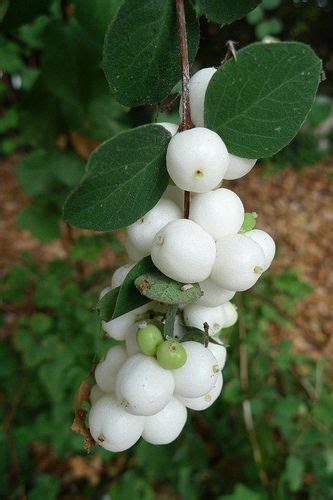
[[196, 278, 235, 307], [208, 343, 227, 370], [90, 384, 105, 405], [157, 122, 179, 136], [115, 354, 175, 416], [125, 323, 141, 357], [183, 303, 225, 335], [173, 315, 186, 341], [151, 219, 216, 283], [95, 346, 127, 393], [222, 302, 238, 328], [166, 128, 229, 193], [224, 155, 257, 180], [177, 371, 223, 410], [89, 395, 144, 452], [102, 303, 150, 341], [245, 229, 276, 271], [142, 397, 187, 445], [210, 234, 266, 291], [162, 184, 184, 210], [179, 67, 216, 127], [172, 341, 219, 398], [99, 286, 111, 299], [124, 236, 146, 262], [190, 188, 244, 240], [127, 199, 181, 255], [111, 263, 135, 289]]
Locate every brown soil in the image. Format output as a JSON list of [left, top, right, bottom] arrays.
[[1, 154, 332, 358]]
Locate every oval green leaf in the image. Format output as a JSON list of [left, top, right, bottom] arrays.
[[197, 0, 261, 25], [63, 124, 171, 231], [103, 0, 199, 106], [135, 272, 202, 304], [205, 42, 322, 158]]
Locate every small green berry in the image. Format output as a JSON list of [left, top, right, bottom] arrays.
[[136, 324, 163, 356], [156, 340, 187, 370], [240, 212, 257, 233]]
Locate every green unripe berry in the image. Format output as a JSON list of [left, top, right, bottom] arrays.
[[136, 324, 163, 356], [156, 340, 187, 370], [240, 212, 257, 233]]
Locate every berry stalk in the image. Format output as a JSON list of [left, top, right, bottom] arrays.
[[175, 0, 193, 218]]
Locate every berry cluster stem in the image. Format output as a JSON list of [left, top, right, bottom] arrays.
[[175, 0, 193, 218]]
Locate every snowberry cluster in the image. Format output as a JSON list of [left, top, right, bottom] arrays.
[[88, 67, 276, 452]]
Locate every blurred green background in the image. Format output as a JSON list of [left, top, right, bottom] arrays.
[[0, 0, 333, 498]]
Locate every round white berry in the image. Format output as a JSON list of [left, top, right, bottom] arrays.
[[90, 384, 105, 405], [166, 128, 229, 193], [177, 371, 223, 410], [127, 199, 181, 256], [179, 67, 216, 127], [142, 396, 187, 445], [124, 235, 146, 262], [224, 154, 257, 180], [245, 229, 276, 271], [162, 184, 184, 210], [190, 188, 244, 240], [115, 353, 175, 416], [111, 263, 135, 289], [95, 346, 127, 393], [208, 343, 227, 370], [125, 323, 141, 357], [173, 314, 186, 341], [151, 219, 216, 283], [89, 395, 144, 452], [222, 302, 238, 328], [183, 303, 225, 335], [102, 303, 150, 341], [157, 122, 179, 136], [172, 341, 219, 398], [196, 279, 235, 307], [210, 234, 266, 291]]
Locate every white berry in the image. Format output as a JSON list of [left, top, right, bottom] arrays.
[[157, 122, 179, 136], [208, 343, 227, 370], [196, 278, 235, 307], [177, 371, 223, 410], [162, 184, 184, 210], [190, 188, 244, 240], [127, 198, 181, 256], [172, 341, 219, 398], [221, 302, 238, 328], [111, 263, 135, 289], [142, 397, 187, 445], [151, 219, 216, 283], [89, 395, 144, 452], [95, 346, 127, 393], [90, 384, 105, 405], [115, 353, 175, 416], [125, 323, 141, 357], [183, 303, 225, 335], [124, 235, 147, 262], [224, 154, 256, 180], [102, 303, 150, 341], [210, 234, 266, 291], [179, 67, 216, 127], [245, 229, 276, 271], [166, 128, 229, 193]]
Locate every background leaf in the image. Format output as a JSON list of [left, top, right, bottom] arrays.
[[135, 272, 202, 304], [103, 0, 199, 106], [196, 0, 261, 25], [64, 124, 171, 231], [72, 0, 121, 44], [205, 42, 322, 158]]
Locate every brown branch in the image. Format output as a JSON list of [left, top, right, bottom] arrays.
[[175, 0, 193, 219]]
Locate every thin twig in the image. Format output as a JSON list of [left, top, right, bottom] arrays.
[[237, 296, 270, 491], [175, 0, 193, 218]]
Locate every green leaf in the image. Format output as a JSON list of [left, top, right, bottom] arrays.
[[1, 0, 50, 32], [17, 203, 60, 242], [197, 0, 261, 25], [103, 0, 199, 106], [64, 124, 171, 231], [239, 212, 257, 232], [135, 272, 202, 304], [164, 304, 178, 338], [73, 0, 121, 44], [205, 42, 322, 158], [97, 256, 156, 321], [255, 18, 282, 40], [182, 325, 220, 345], [285, 455, 304, 492]]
